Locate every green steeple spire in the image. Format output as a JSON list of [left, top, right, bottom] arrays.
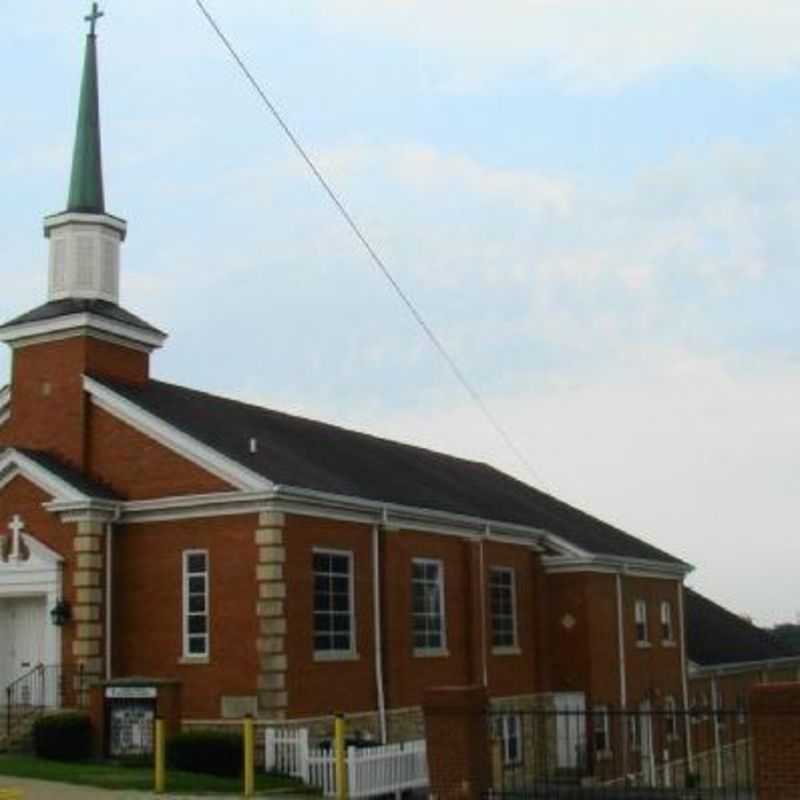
[[67, 5, 106, 214]]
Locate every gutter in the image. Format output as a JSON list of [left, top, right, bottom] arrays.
[[689, 654, 800, 678]]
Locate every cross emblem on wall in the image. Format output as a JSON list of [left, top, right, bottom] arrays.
[[2, 515, 28, 563]]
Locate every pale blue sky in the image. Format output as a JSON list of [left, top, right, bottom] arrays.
[[2, 2, 799, 625]]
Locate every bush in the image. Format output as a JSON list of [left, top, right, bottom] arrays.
[[33, 712, 93, 761], [166, 730, 243, 778]]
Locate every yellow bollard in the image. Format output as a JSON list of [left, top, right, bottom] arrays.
[[0, 790, 24, 800], [243, 714, 255, 798], [154, 716, 166, 795], [334, 713, 348, 800]]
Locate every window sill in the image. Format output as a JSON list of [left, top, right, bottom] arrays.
[[595, 749, 613, 761], [492, 646, 522, 657], [313, 651, 359, 663], [179, 656, 210, 665], [661, 640, 677, 648], [635, 641, 652, 649], [413, 647, 450, 659]]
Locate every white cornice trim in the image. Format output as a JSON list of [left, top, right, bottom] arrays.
[[44, 210, 128, 239], [122, 491, 272, 523], [0, 448, 89, 503], [0, 312, 166, 351], [543, 553, 691, 579], [84, 376, 273, 493], [689, 655, 800, 678]]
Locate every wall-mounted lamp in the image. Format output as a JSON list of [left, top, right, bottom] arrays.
[[50, 599, 72, 627]]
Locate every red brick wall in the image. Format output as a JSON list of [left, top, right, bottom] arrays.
[[112, 513, 259, 719], [547, 573, 591, 694], [0, 336, 149, 467], [0, 475, 78, 670], [751, 682, 800, 799], [87, 404, 232, 499], [284, 519, 546, 718]]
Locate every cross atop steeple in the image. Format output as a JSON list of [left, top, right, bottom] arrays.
[[85, 3, 104, 37]]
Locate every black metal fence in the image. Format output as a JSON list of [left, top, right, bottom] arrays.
[[488, 706, 758, 799]]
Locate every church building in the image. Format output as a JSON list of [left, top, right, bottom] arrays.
[[6, 8, 789, 758]]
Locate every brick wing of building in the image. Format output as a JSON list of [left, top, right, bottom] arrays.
[[0, 14, 797, 749]]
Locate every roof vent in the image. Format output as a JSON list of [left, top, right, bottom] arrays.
[[249, 437, 258, 454]]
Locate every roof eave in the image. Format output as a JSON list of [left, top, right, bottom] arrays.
[[689, 654, 800, 677]]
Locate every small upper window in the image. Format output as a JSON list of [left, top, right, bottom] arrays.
[[490, 567, 517, 650], [635, 600, 648, 643], [412, 559, 446, 652], [313, 549, 355, 656], [660, 601, 674, 642]]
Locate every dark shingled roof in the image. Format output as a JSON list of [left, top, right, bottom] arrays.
[[0, 299, 164, 336], [95, 375, 686, 566], [685, 588, 792, 667], [8, 447, 120, 500]]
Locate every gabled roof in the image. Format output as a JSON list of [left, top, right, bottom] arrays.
[[0, 447, 120, 502], [93, 375, 686, 566], [685, 588, 792, 667], [0, 299, 164, 337]]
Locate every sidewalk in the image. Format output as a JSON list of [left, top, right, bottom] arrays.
[[0, 775, 312, 800]]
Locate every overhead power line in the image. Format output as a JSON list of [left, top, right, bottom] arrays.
[[194, 0, 544, 485]]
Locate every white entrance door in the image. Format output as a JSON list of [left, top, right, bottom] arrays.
[[0, 596, 47, 700], [554, 692, 587, 770]]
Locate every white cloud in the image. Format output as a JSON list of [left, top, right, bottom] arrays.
[[312, 0, 800, 91]]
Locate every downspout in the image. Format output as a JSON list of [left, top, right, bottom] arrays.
[[678, 581, 694, 770], [479, 532, 488, 688], [615, 571, 628, 776], [105, 506, 121, 682], [711, 676, 722, 788], [372, 523, 387, 743]]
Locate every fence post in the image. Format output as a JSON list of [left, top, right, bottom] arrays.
[[335, 713, 348, 800], [299, 728, 310, 783], [347, 745, 358, 799], [264, 727, 275, 772], [243, 715, 255, 798], [154, 716, 166, 795]]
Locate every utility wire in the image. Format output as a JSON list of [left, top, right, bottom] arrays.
[[194, 0, 544, 485]]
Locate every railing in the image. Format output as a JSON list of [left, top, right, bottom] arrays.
[[265, 728, 429, 798], [4, 663, 86, 742], [487, 706, 757, 798]]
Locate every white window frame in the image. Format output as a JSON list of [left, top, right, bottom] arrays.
[[411, 558, 447, 655], [182, 549, 210, 659], [635, 600, 649, 644], [495, 714, 523, 767], [660, 601, 674, 643], [593, 706, 610, 755], [312, 548, 356, 659], [489, 566, 518, 652]]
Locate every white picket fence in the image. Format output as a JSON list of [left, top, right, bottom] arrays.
[[265, 727, 428, 798]]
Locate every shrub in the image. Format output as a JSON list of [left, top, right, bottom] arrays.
[[32, 712, 92, 761], [166, 730, 243, 778]]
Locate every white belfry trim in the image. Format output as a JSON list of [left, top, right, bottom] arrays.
[[0, 313, 166, 351], [83, 376, 272, 493]]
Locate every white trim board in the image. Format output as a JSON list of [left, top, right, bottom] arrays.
[[0, 313, 166, 351], [0, 385, 9, 427], [0, 448, 90, 503], [84, 376, 272, 493]]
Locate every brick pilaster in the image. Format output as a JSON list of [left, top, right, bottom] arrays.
[[751, 681, 800, 800], [255, 511, 288, 718], [72, 519, 106, 696]]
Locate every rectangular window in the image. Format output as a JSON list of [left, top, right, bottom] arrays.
[[494, 714, 522, 766], [183, 550, 209, 658], [490, 567, 517, 650], [628, 715, 640, 751], [635, 600, 648, 643], [313, 549, 355, 656], [664, 696, 677, 738], [660, 601, 674, 642], [593, 706, 609, 753], [412, 558, 446, 652]]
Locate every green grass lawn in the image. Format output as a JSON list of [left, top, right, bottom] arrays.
[[0, 754, 305, 795]]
